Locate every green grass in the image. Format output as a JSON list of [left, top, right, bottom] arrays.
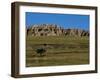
[[26, 36, 89, 67]]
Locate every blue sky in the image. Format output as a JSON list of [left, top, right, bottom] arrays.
[[26, 12, 89, 30]]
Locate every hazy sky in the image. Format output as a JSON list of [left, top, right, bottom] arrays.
[[26, 12, 89, 30]]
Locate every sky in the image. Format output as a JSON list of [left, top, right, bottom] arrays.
[[26, 12, 89, 30]]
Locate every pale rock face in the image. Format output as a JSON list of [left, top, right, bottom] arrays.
[[26, 24, 89, 37]]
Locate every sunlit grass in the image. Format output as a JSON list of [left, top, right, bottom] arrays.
[[26, 36, 89, 67]]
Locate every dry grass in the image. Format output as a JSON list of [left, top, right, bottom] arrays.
[[26, 36, 89, 67]]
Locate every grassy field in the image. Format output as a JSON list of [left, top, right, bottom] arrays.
[[26, 36, 89, 67]]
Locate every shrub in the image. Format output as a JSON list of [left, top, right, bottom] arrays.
[[36, 48, 46, 56]]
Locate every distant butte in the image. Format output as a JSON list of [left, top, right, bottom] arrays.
[[26, 24, 89, 37]]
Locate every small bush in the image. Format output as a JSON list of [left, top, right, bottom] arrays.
[[36, 48, 46, 56]]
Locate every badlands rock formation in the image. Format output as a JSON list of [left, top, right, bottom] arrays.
[[26, 24, 89, 37]]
